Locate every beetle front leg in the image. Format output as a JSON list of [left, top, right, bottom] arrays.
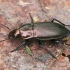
[[37, 39, 57, 59], [11, 39, 29, 52], [51, 18, 65, 26]]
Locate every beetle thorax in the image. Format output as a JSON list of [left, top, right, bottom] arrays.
[[20, 30, 33, 39], [19, 30, 33, 39]]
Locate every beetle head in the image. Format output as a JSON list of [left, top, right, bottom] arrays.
[[8, 29, 21, 39], [8, 24, 33, 39]]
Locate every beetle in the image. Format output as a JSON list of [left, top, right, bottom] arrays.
[[0, 13, 70, 59]]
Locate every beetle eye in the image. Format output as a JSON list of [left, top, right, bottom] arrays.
[[8, 29, 17, 39], [8, 33, 15, 39]]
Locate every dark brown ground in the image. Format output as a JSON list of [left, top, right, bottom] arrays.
[[0, 0, 70, 70]]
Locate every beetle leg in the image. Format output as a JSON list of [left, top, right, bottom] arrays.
[[11, 39, 29, 52], [51, 19, 65, 26], [37, 39, 57, 59], [29, 13, 34, 23], [29, 13, 34, 30]]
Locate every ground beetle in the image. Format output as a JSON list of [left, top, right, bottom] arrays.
[[0, 13, 70, 59]]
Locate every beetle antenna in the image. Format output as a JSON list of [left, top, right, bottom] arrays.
[[0, 37, 9, 42], [0, 23, 10, 42], [0, 23, 10, 30]]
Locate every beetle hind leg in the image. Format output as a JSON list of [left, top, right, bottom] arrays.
[[36, 39, 57, 59], [51, 18, 65, 26]]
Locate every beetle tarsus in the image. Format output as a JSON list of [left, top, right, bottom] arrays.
[[51, 18, 65, 26], [0, 23, 10, 30], [37, 39, 57, 59]]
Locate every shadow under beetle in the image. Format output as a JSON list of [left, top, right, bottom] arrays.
[[0, 13, 70, 59]]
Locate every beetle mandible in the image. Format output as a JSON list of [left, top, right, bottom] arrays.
[[0, 13, 70, 59]]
